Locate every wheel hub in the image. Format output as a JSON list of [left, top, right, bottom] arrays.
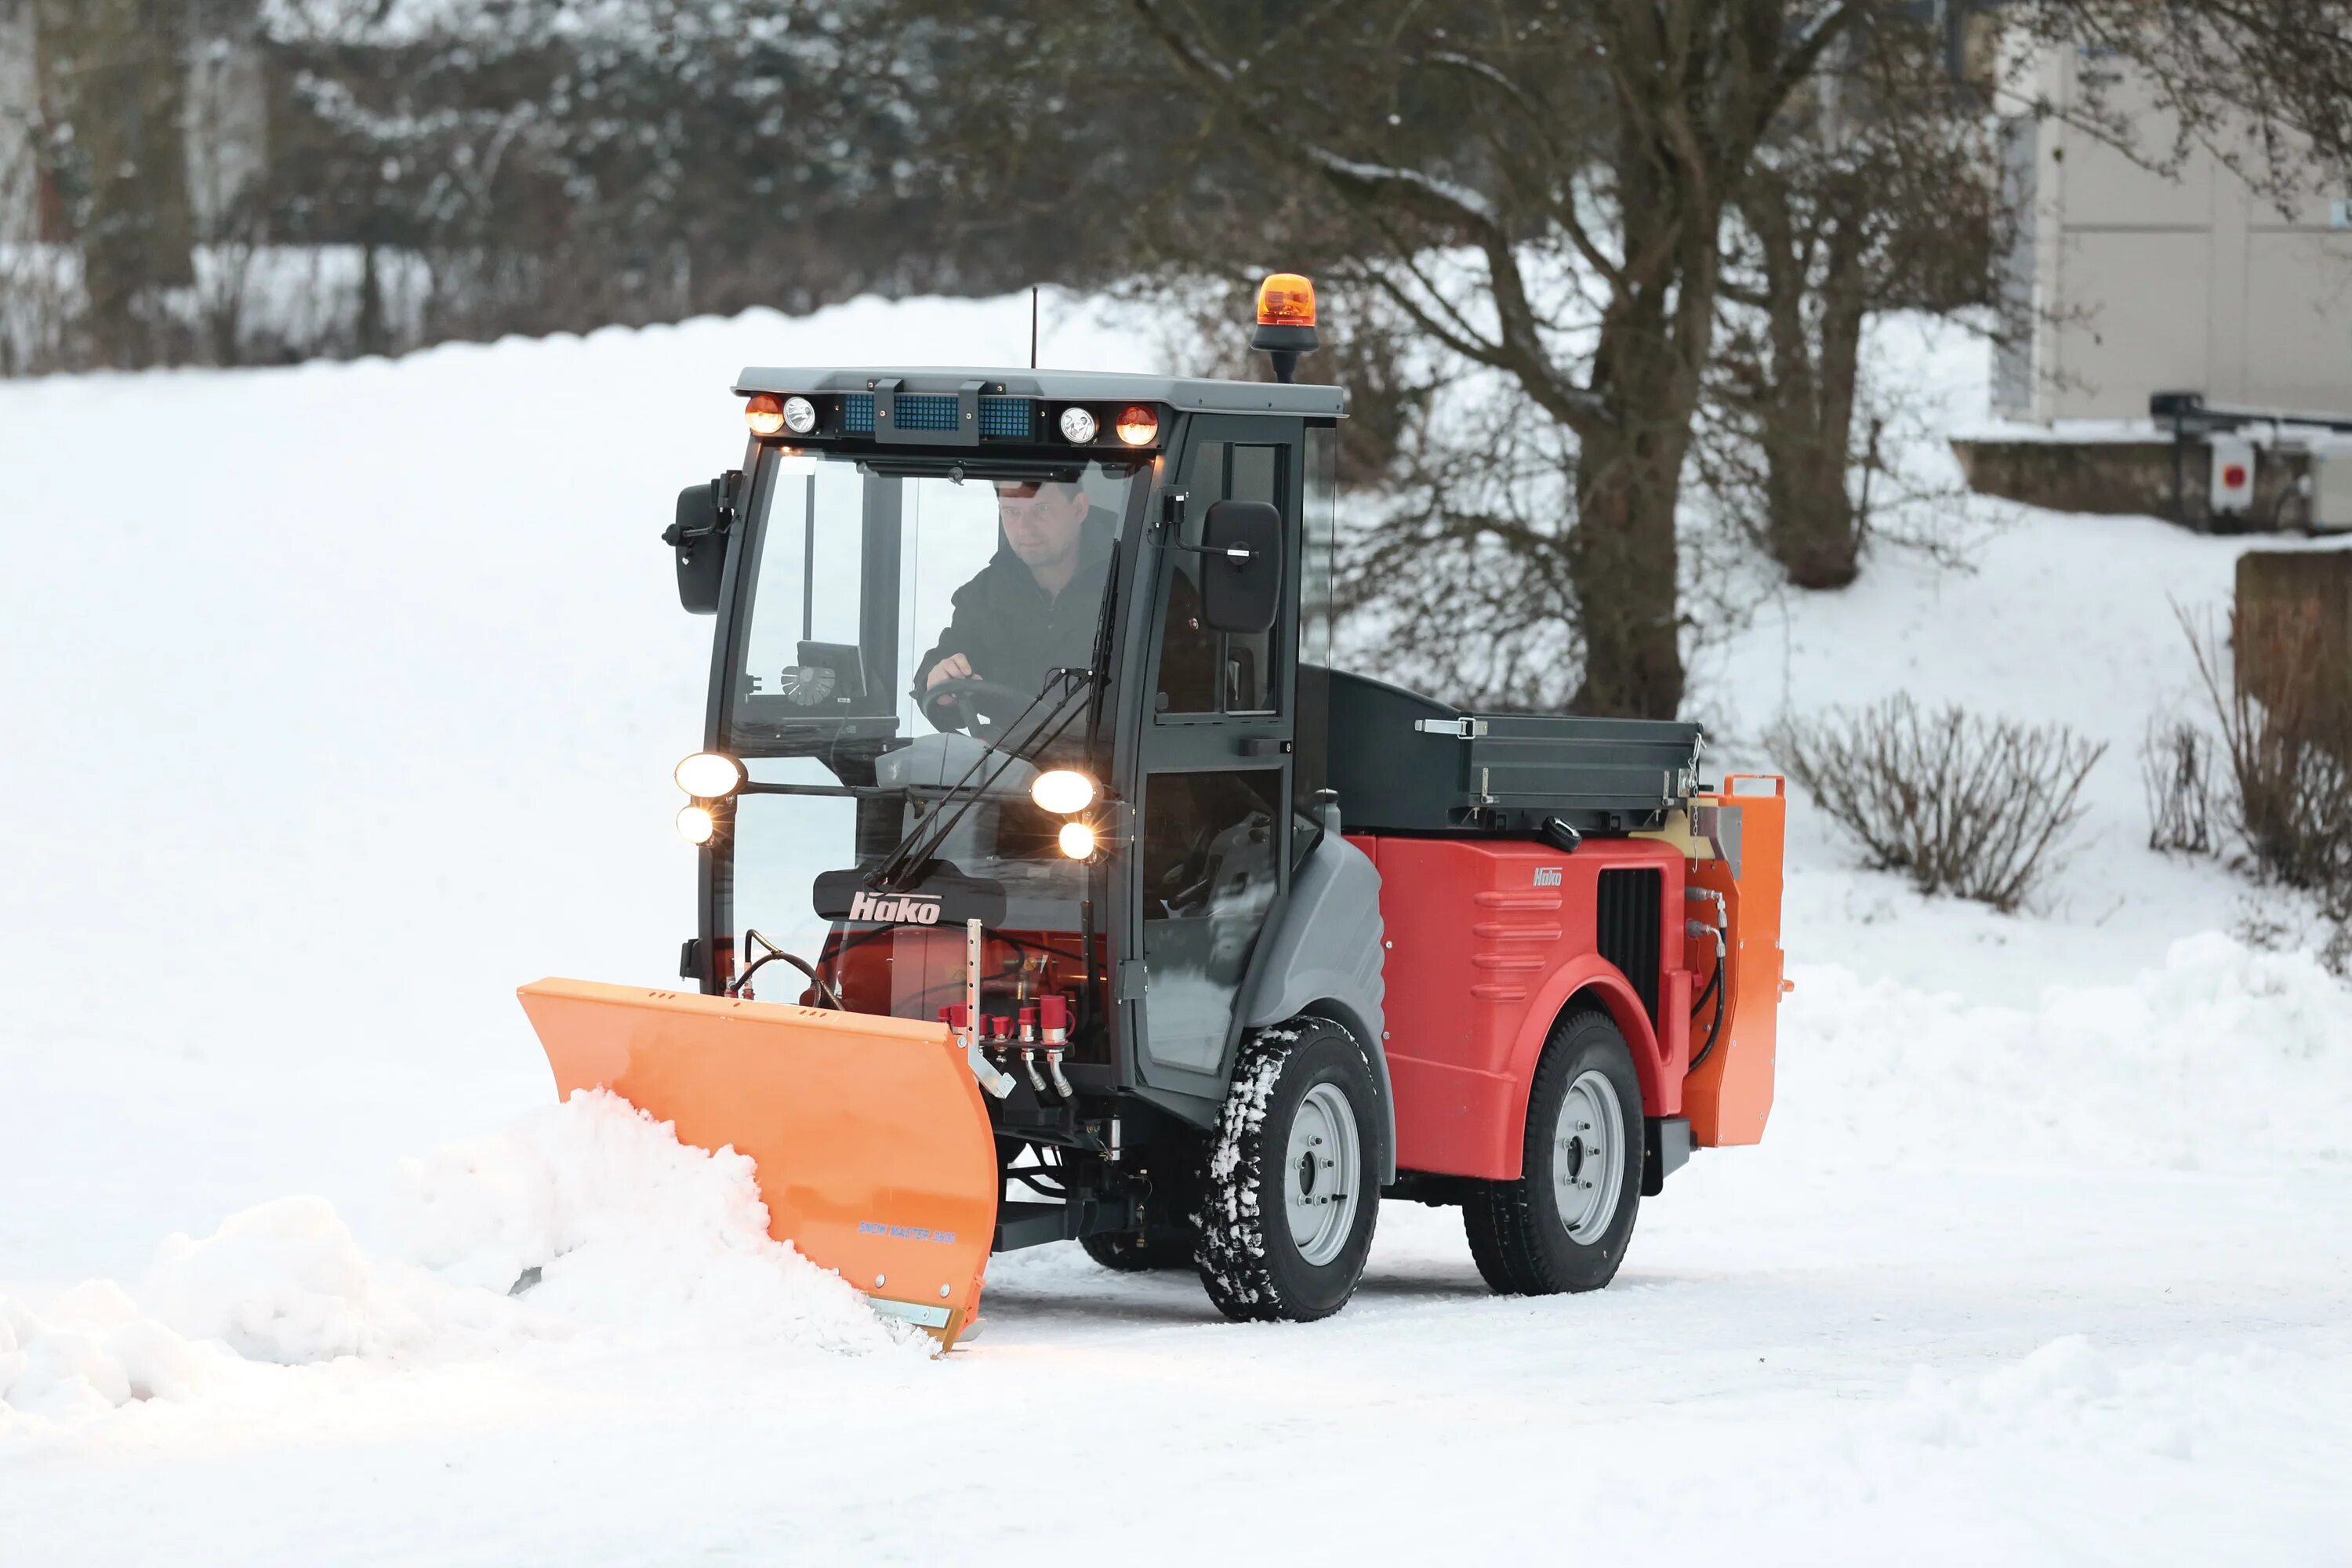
[[1552, 1069, 1624, 1245], [1284, 1082, 1363, 1267]]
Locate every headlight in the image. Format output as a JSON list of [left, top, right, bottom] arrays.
[[745, 394, 786, 437], [677, 804, 717, 845], [1114, 404, 1158, 445], [1029, 768, 1097, 815], [1058, 405, 1098, 444], [673, 752, 745, 798], [781, 394, 817, 435], [1057, 821, 1098, 859]]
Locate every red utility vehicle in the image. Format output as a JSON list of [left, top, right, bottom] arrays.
[[520, 277, 1785, 1345]]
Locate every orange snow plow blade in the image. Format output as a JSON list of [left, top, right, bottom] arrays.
[[517, 978, 999, 1348]]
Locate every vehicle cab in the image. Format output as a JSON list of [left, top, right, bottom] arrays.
[[669, 366, 1348, 1188]]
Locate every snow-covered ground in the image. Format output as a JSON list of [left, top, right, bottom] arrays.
[[3, 297, 2349, 1564]]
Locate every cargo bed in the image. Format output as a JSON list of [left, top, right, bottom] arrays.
[[1318, 669, 1703, 837]]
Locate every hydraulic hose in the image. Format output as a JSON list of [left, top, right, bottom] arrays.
[[1684, 891, 1730, 1073], [731, 929, 847, 1009], [1688, 953, 1728, 1073]]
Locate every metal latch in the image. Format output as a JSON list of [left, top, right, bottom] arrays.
[[1413, 717, 1490, 739]]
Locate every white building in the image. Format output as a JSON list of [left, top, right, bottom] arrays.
[[1995, 41, 2352, 423]]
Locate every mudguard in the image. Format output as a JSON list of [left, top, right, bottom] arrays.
[[517, 978, 999, 1348]]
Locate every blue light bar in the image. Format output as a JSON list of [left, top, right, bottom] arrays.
[[837, 392, 1034, 440]]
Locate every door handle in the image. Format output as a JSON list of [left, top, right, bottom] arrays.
[[1238, 737, 1292, 758]]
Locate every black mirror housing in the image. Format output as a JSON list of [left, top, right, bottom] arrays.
[[666, 478, 731, 615], [1200, 499, 1282, 635]]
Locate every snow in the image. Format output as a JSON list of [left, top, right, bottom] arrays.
[[1, 1092, 920, 1425], [3, 293, 2350, 1563]]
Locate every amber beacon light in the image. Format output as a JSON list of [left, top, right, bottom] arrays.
[[1250, 272, 1320, 383], [1256, 273, 1317, 328]]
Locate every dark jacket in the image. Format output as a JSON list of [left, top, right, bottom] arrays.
[[913, 523, 1116, 706]]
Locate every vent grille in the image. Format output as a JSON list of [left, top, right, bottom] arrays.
[[1594, 868, 1662, 1023]]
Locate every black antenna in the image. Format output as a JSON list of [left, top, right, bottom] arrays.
[[1029, 287, 1040, 368]]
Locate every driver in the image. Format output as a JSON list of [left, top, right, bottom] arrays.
[[914, 479, 1113, 724]]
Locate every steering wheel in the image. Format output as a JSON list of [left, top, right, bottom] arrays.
[[922, 675, 1039, 735]]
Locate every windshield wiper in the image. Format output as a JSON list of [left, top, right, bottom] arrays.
[[865, 672, 1093, 892], [867, 506, 1132, 894]]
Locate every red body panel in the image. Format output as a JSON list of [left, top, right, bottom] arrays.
[[1353, 834, 1689, 1181]]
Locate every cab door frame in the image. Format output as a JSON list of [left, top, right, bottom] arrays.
[[1109, 413, 1307, 1115]]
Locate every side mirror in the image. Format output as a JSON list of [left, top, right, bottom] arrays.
[[664, 475, 735, 615], [1199, 499, 1283, 635]]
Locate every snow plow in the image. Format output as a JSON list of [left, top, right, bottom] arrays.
[[520, 277, 1786, 1346]]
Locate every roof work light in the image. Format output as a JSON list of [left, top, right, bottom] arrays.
[[1250, 272, 1320, 383], [745, 394, 787, 436], [1114, 405, 1159, 446]]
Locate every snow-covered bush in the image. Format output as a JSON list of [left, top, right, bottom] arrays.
[[1769, 694, 2105, 913]]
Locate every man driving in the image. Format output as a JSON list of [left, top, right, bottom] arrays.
[[913, 479, 1113, 727]]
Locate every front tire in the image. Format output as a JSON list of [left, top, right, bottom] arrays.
[[1195, 1018, 1382, 1322], [1464, 1008, 1644, 1294]]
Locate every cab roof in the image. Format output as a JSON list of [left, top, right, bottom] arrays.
[[732, 365, 1347, 419]]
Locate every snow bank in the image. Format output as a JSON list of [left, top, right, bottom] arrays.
[[1780, 932, 2352, 1172], [1891, 1335, 2325, 1470], [0, 1092, 921, 1430], [0, 1283, 227, 1424], [140, 1195, 445, 1365], [391, 1090, 915, 1350]]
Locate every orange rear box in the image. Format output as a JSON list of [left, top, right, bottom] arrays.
[[1683, 776, 1787, 1146], [517, 978, 1000, 1347]]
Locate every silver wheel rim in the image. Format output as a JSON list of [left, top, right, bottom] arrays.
[[1552, 1069, 1625, 1245], [1284, 1082, 1363, 1266]]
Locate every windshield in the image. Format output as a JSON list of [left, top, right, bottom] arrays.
[[728, 452, 1140, 760], [719, 450, 1142, 997]]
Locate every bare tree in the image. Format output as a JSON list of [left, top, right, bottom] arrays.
[[1711, 16, 2002, 590], [31, 0, 195, 368], [1119, 0, 1882, 719], [872, 2, 2352, 716], [2012, 2, 2352, 187]]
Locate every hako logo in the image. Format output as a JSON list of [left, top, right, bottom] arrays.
[[1532, 866, 1564, 887], [847, 889, 943, 925]]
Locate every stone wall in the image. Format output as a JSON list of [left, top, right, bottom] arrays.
[[1951, 435, 2312, 532]]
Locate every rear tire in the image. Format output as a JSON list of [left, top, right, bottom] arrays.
[[1464, 1008, 1643, 1294], [1195, 1018, 1382, 1322]]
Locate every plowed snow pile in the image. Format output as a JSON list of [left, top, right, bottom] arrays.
[[0, 1092, 922, 1427], [1780, 933, 2352, 1172]]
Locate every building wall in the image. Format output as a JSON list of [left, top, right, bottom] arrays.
[[1997, 43, 2352, 423]]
